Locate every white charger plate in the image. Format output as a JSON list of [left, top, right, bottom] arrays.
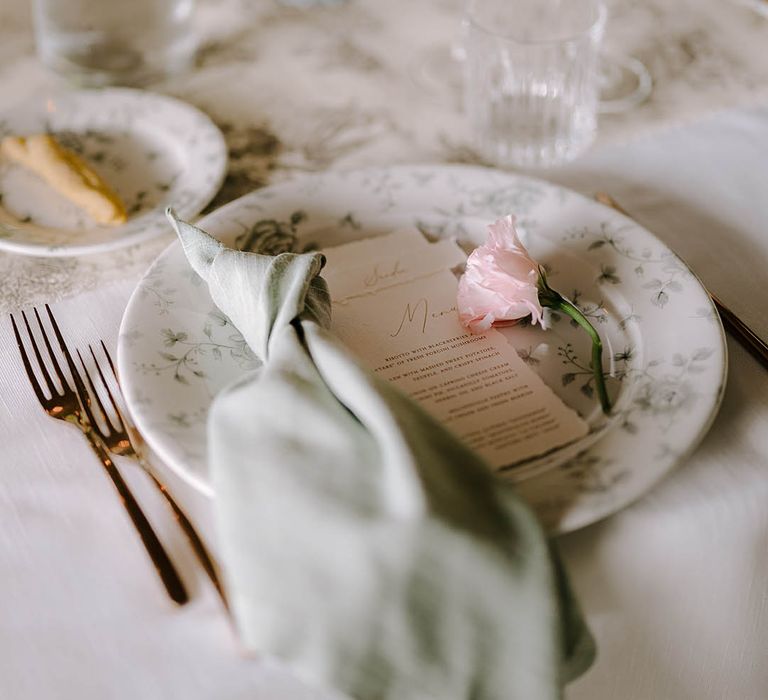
[[117, 165, 727, 533], [0, 88, 227, 257]]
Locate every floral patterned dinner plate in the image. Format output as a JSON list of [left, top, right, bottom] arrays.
[[118, 165, 727, 533], [0, 88, 226, 257]]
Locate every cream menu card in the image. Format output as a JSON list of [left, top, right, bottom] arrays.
[[323, 229, 588, 469]]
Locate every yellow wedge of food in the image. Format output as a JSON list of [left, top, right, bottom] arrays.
[[1, 134, 127, 226]]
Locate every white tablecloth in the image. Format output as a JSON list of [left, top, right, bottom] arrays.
[[2, 102, 768, 700]]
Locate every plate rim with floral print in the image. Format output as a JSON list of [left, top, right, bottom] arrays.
[[0, 88, 227, 257], [117, 164, 727, 534]]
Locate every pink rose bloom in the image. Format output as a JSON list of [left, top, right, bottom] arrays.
[[457, 215, 545, 334]]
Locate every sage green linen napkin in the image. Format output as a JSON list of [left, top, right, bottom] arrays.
[[168, 211, 594, 700]]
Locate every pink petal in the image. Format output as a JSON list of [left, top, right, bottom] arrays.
[[456, 216, 545, 334]]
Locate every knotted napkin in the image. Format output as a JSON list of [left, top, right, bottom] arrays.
[[168, 210, 594, 700]]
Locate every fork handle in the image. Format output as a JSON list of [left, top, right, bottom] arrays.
[[145, 469, 229, 611], [83, 430, 189, 605]]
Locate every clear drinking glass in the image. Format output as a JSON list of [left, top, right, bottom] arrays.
[[463, 0, 606, 169], [32, 0, 198, 87]]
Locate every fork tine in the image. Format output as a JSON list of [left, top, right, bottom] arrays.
[[72, 352, 104, 431], [22, 309, 60, 397], [44, 304, 89, 399], [10, 313, 49, 405], [101, 340, 119, 382], [88, 344, 124, 433], [77, 348, 118, 436], [32, 308, 65, 394]]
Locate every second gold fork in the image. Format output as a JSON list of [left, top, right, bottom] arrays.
[[76, 340, 229, 611]]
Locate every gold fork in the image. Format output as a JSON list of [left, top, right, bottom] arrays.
[[10, 305, 189, 605], [595, 192, 768, 371], [76, 340, 229, 611]]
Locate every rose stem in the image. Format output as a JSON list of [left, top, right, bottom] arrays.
[[543, 296, 612, 414]]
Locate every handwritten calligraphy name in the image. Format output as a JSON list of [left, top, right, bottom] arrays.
[[364, 260, 406, 288]]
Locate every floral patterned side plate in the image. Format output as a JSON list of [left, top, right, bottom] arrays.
[[0, 88, 226, 257], [118, 165, 727, 534]]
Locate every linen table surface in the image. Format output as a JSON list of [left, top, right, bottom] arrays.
[[1, 1, 768, 699]]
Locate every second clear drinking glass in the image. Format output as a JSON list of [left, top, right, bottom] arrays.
[[464, 0, 606, 169]]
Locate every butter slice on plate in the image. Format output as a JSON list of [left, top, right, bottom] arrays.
[[1, 134, 127, 226]]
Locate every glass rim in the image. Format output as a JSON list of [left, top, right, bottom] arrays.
[[466, 0, 607, 46]]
